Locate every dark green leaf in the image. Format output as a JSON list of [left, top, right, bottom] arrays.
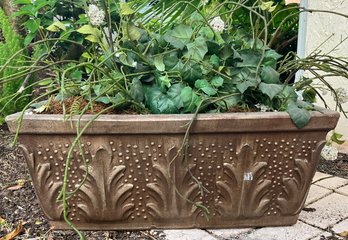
[[211, 76, 224, 87], [258, 83, 284, 100], [195, 79, 217, 96], [154, 55, 165, 72], [287, 101, 311, 129], [302, 88, 317, 103], [163, 24, 193, 49], [167, 83, 184, 109], [144, 85, 178, 114], [185, 37, 208, 61], [210, 55, 220, 67], [130, 78, 144, 102], [163, 54, 179, 70], [182, 63, 202, 85], [261, 66, 280, 84], [181, 86, 202, 113]]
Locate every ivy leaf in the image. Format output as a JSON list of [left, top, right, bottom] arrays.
[[258, 83, 284, 100], [154, 55, 165, 72], [163, 24, 193, 49], [46, 21, 66, 32], [210, 54, 220, 67], [216, 95, 241, 110], [302, 88, 317, 103], [77, 25, 101, 43], [237, 50, 261, 67], [144, 85, 178, 114], [130, 78, 144, 103], [211, 76, 224, 87], [167, 83, 184, 109], [185, 37, 208, 61], [163, 54, 179, 70], [234, 68, 260, 93], [182, 62, 202, 86], [331, 132, 345, 145], [181, 86, 202, 113], [120, 2, 135, 15], [261, 66, 280, 84], [287, 101, 311, 129], [195, 79, 217, 96]]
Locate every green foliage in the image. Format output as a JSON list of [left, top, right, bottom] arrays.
[[0, 8, 29, 122], [2, 0, 348, 130]]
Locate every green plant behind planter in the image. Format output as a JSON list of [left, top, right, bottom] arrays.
[[0, 8, 30, 123]]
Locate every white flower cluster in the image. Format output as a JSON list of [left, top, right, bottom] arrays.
[[335, 87, 348, 104], [321, 145, 338, 161], [209, 16, 225, 32], [87, 4, 105, 26]]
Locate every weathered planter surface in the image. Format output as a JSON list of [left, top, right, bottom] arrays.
[[6, 109, 339, 230]]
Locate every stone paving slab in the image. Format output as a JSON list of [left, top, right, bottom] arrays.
[[314, 177, 348, 190], [332, 218, 348, 235], [239, 221, 322, 240], [309, 231, 343, 240], [335, 185, 348, 197], [207, 228, 252, 239], [312, 172, 333, 182], [300, 193, 348, 229], [305, 184, 333, 206], [163, 229, 218, 240]]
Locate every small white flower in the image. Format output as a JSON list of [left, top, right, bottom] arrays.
[[321, 145, 338, 161], [335, 87, 348, 104], [202, 0, 209, 6], [255, 103, 271, 112], [132, 61, 138, 68], [209, 16, 225, 32], [87, 4, 105, 26], [115, 52, 120, 58]]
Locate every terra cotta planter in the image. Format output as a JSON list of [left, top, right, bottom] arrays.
[[6, 108, 339, 230]]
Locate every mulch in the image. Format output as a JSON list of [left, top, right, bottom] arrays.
[[0, 124, 347, 239]]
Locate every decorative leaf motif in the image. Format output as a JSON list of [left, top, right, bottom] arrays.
[[77, 147, 134, 221], [19, 145, 63, 220]]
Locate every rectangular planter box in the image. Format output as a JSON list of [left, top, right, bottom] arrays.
[[6, 109, 339, 230]]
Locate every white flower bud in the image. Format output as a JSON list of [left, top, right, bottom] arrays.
[[335, 87, 348, 104], [87, 4, 105, 26], [132, 61, 138, 68], [321, 145, 338, 161]]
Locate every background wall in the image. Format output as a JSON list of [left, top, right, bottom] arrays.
[[305, 0, 348, 149]]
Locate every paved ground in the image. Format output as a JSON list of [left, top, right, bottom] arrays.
[[162, 172, 348, 240]]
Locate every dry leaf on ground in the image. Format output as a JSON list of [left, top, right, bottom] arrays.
[[0, 217, 5, 225], [6, 179, 26, 191], [0, 222, 23, 240], [338, 231, 348, 237]]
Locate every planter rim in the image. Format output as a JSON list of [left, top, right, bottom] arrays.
[[6, 107, 339, 134]]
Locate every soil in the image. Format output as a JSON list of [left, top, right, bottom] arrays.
[[44, 97, 140, 115], [1, 124, 347, 239]]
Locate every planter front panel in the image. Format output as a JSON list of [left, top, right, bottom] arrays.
[[19, 130, 326, 229]]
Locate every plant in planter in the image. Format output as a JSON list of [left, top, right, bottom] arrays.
[[1, 0, 348, 238]]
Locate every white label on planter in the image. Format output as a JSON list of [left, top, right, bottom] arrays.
[[244, 172, 253, 181]]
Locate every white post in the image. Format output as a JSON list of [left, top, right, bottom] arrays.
[[295, 0, 308, 82]]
